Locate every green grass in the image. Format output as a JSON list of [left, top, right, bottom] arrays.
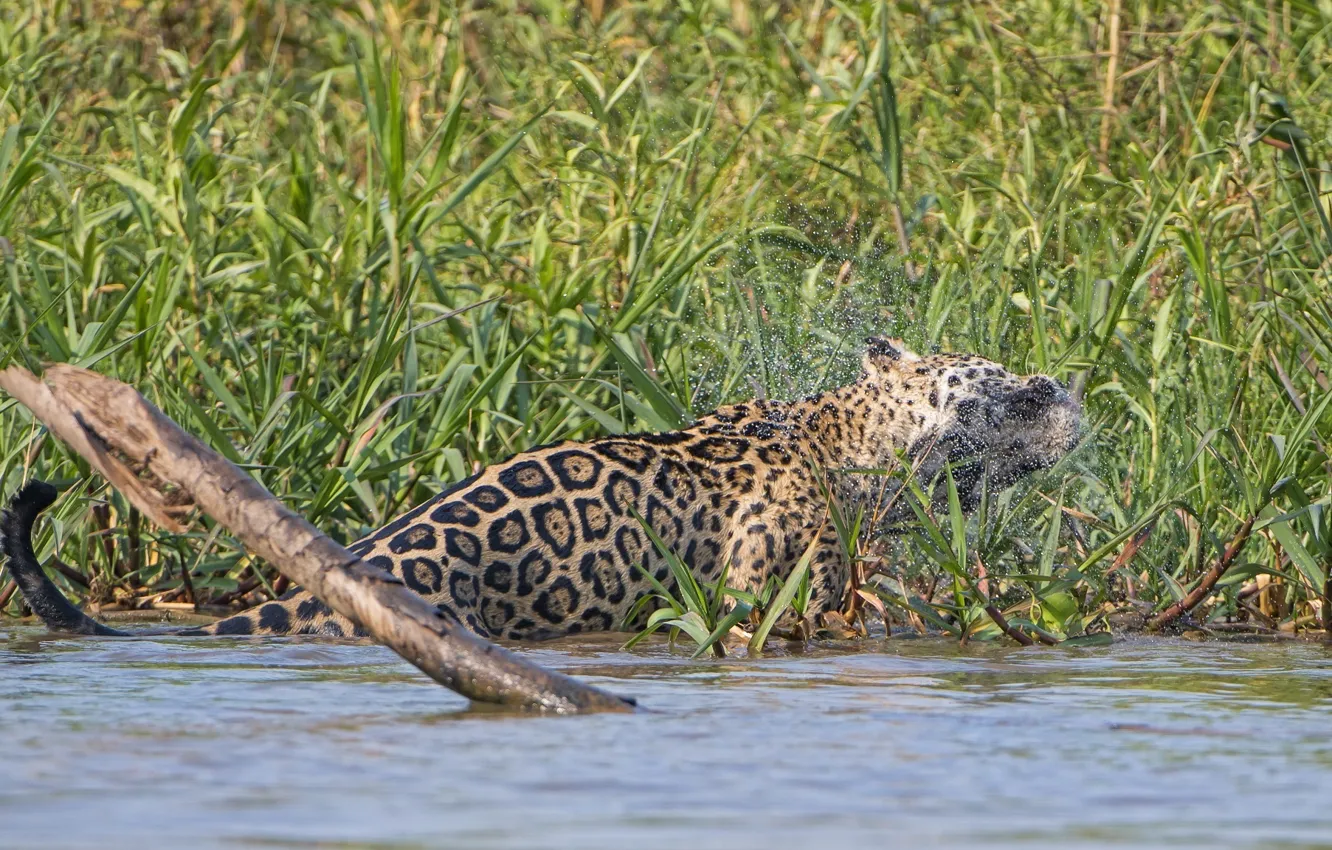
[[2, 0, 1331, 642]]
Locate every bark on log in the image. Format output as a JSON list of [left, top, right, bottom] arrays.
[[0, 364, 635, 714]]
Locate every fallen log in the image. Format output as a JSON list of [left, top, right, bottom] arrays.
[[0, 363, 635, 714]]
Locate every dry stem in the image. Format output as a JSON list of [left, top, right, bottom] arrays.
[[1098, 0, 1123, 168], [973, 555, 1058, 646], [1147, 515, 1258, 631]]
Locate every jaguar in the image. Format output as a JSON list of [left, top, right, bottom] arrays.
[[2, 338, 1081, 641]]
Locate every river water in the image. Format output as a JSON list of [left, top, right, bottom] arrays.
[[1, 627, 1330, 849]]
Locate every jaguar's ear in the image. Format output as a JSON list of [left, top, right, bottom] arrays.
[[863, 336, 918, 374]]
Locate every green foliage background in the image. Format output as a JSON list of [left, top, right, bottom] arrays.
[[2, 0, 1331, 639]]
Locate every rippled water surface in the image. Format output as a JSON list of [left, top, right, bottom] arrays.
[[2, 626, 1331, 849]]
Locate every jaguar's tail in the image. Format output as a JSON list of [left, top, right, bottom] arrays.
[[1, 480, 357, 638], [1, 480, 128, 636]]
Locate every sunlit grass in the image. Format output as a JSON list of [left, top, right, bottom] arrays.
[[1, 0, 1330, 642]]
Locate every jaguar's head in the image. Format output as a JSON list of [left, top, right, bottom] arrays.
[[859, 337, 1082, 510]]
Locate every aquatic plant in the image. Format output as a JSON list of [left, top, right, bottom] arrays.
[[2, 0, 1331, 643]]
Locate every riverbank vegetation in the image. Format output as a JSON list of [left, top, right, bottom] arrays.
[[2, 0, 1330, 644]]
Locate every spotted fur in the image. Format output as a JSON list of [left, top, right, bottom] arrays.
[[6, 340, 1081, 641]]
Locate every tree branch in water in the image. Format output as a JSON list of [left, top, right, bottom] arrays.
[[0, 363, 635, 715]]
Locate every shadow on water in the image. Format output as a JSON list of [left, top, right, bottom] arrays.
[[2, 624, 1332, 849]]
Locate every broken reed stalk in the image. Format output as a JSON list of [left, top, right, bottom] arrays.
[[0, 364, 634, 714], [1323, 574, 1332, 635], [973, 554, 1058, 646], [1147, 514, 1258, 631], [982, 601, 1034, 646]]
